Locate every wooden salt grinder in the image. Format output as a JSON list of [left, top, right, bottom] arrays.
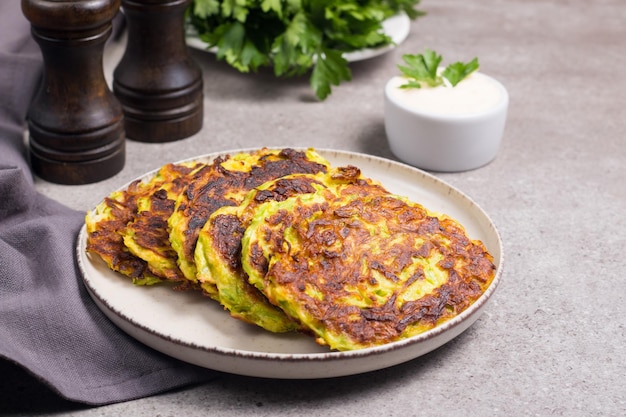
[[113, 0, 204, 142], [21, 0, 126, 185]]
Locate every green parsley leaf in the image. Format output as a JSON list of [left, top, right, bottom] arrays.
[[441, 57, 479, 86], [221, 0, 249, 22], [398, 79, 424, 89], [192, 0, 219, 18], [216, 22, 246, 69], [273, 12, 321, 77], [311, 48, 352, 100], [398, 48, 442, 88], [261, 0, 282, 16]]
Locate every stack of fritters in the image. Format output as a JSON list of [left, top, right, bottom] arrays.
[[85, 148, 496, 351], [167, 148, 330, 293], [195, 165, 388, 333]]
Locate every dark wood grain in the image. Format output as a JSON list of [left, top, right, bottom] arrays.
[[22, 0, 126, 185], [113, 0, 204, 142]]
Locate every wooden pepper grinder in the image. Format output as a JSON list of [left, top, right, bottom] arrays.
[[113, 0, 204, 142], [21, 0, 126, 185]]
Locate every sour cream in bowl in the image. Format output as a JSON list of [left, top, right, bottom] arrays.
[[384, 70, 508, 172]]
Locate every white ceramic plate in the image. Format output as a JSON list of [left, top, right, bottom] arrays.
[[77, 148, 503, 379], [185, 13, 411, 63]]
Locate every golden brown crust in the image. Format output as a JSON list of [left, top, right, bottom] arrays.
[[209, 175, 323, 273], [176, 149, 329, 264], [87, 163, 204, 284], [125, 163, 202, 281], [177, 158, 244, 262], [248, 191, 496, 349], [85, 180, 147, 278]]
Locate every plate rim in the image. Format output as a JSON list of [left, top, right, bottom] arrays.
[[78, 147, 504, 377]]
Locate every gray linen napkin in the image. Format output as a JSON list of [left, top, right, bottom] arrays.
[[0, 0, 215, 405]]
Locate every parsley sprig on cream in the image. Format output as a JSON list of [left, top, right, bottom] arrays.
[[398, 49, 479, 89]]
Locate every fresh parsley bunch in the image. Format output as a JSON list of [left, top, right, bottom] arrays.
[[188, 0, 424, 100]]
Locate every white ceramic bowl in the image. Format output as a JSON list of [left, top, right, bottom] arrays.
[[384, 71, 508, 172]]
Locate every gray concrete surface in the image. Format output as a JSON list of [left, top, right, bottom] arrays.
[[7, 0, 625, 415]]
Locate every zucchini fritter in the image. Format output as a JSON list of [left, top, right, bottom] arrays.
[[85, 179, 160, 285], [168, 148, 330, 293], [241, 186, 496, 351], [122, 162, 206, 285]]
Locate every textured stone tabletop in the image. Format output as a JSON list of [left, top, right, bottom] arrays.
[[8, 0, 625, 415]]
